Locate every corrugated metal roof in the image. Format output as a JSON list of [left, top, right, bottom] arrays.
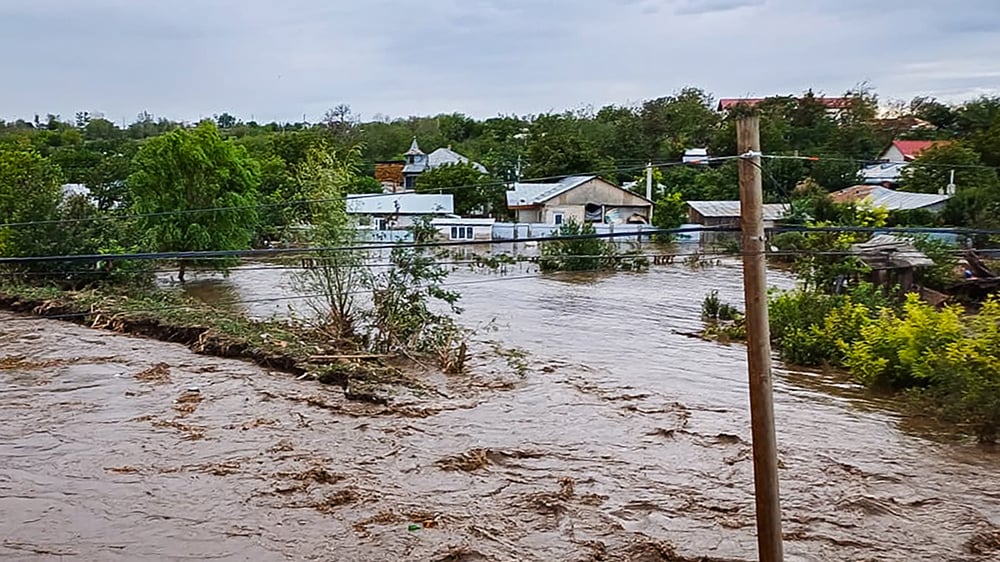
[[830, 185, 950, 211], [860, 162, 907, 183], [687, 200, 790, 221], [426, 148, 488, 173], [890, 140, 947, 161], [505, 176, 596, 207], [851, 234, 934, 269], [346, 193, 453, 215]]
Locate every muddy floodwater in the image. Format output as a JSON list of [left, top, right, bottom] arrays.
[[3, 259, 1000, 561]]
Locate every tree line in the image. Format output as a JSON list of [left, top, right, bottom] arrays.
[[2, 86, 1000, 285]]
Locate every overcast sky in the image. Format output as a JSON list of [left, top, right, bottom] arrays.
[[2, 0, 998, 124]]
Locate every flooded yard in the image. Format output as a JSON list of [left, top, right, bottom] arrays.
[[2, 260, 1000, 561]]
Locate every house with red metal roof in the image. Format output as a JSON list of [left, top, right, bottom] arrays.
[[860, 140, 951, 185], [878, 140, 949, 163]]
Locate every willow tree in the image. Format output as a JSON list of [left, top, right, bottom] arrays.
[[128, 121, 260, 281]]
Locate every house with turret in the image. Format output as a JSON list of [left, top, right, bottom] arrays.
[[400, 138, 487, 189]]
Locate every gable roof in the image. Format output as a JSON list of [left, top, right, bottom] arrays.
[[426, 147, 488, 173], [346, 193, 453, 215], [829, 185, 950, 211], [860, 161, 908, 184], [505, 175, 651, 208], [885, 140, 948, 161], [687, 200, 790, 221], [851, 234, 934, 269]]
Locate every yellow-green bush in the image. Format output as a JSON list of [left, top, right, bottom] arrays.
[[844, 296, 1000, 442]]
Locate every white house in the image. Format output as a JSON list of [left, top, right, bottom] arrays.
[[506, 175, 653, 225], [860, 140, 949, 185], [346, 192, 454, 230], [430, 217, 496, 241]]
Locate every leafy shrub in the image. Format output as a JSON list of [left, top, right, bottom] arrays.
[[779, 299, 873, 367], [702, 290, 741, 321], [539, 219, 647, 273], [845, 295, 965, 388], [844, 296, 1000, 442]]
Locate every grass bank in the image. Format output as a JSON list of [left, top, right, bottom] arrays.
[[0, 283, 407, 402]]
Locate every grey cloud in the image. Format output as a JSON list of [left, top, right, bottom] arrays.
[[673, 0, 765, 16], [0, 0, 997, 122]]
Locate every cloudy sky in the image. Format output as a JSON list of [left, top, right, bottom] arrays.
[[2, 0, 998, 123]]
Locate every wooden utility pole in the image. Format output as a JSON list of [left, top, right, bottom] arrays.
[[737, 115, 784, 562], [645, 161, 653, 201]]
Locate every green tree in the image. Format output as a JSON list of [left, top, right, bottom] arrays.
[[127, 121, 260, 281], [0, 145, 63, 259], [346, 175, 384, 195], [652, 191, 686, 230], [902, 144, 998, 194], [414, 162, 498, 216], [291, 143, 368, 340], [639, 87, 719, 160], [900, 143, 1000, 226], [524, 113, 605, 178]]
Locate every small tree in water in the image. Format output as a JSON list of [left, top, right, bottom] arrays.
[[539, 219, 647, 272], [290, 142, 369, 342], [369, 217, 468, 372]]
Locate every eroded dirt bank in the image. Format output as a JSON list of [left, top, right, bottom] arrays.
[[3, 262, 1000, 561]]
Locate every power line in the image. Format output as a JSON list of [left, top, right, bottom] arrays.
[[2, 222, 997, 267], [2, 268, 624, 323], [0, 225, 735, 265], [0, 159, 726, 230], [760, 153, 1000, 173]]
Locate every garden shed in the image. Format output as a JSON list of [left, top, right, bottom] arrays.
[[850, 234, 933, 292]]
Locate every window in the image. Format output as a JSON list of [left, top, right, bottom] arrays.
[[374, 217, 386, 231], [450, 226, 474, 240], [553, 213, 564, 225]]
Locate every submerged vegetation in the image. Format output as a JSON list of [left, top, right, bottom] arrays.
[[703, 285, 1000, 443], [539, 219, 649, 273]]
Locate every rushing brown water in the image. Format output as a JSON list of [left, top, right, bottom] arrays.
[[3, 259, 1000, 561]]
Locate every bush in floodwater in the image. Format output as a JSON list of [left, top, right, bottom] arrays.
[[538, 219, 616, 272], [844, 295, 1000, 443], [538, 219, 648, 273], [369, 217, 470, 372], [701, 290, 741, 322]]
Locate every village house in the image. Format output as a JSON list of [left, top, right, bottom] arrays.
[[401, 138, 487, 190], [829, 185, 951, 214], [850, 234, 935, 294], [505, 175, 653, 225], [430, 217, 496, 241], [371, 138, 487, 192], [346, 192, 453, 231], [860, 140, 949, 186]]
